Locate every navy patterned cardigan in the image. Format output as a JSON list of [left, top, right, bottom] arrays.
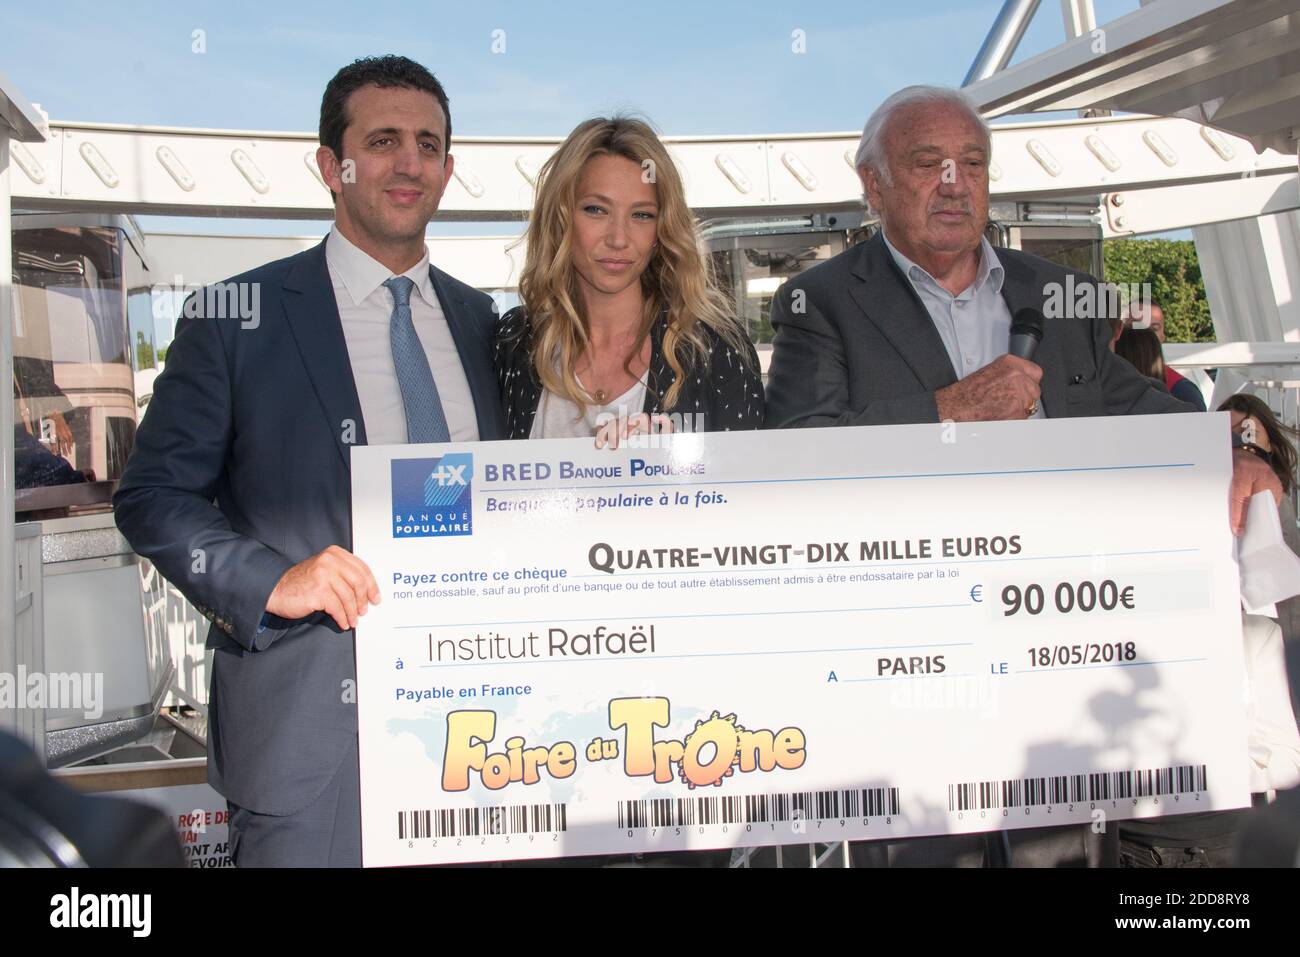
[[492, 306, 765, 438]]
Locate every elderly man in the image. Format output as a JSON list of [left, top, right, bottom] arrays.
[[766, 84, 1275, 527], [765, 85, 1281, 866]]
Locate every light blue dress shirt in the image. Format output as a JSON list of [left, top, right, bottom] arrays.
[[881, 231, 1043, 418]]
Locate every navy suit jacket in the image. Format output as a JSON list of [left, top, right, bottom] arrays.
[[114, 237, 506, 814]]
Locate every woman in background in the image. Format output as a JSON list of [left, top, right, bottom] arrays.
[[494, 115, 763, 447], [1114, 327, 1206, 410], [1220, 392, 1300, 753], [1119, 393, 1300, 866], [1220, 393, 1298, 493]]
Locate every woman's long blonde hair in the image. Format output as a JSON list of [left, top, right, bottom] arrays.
[[516, 115, 749, 410]]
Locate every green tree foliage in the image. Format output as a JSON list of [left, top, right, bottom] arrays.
[[135, 330, 156, 370], [1103, 238, 1213, 342]]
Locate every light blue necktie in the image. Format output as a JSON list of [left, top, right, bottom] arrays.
[[384, 276, 450, 444]]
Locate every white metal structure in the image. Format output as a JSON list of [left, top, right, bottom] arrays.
[[965, 0, 1300, 384], [966, 0, 1300, 155], [40, 112, 1293, 309], [9, 115, 1295, 235]]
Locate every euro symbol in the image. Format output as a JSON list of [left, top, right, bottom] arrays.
[[970, 585, 983, 602], [1120, 586, 1135, 609]]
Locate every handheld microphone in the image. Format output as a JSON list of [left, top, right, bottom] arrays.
[[1009, 307, 1045, 362]]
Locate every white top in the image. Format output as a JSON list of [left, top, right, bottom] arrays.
[[325, 225, 479, 445], [530, 375, 648, 439]]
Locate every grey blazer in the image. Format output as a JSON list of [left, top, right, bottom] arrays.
[[765, 232, 1196, 427]]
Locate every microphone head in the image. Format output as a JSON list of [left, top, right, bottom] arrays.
[[1011, 307, 1045, 344]]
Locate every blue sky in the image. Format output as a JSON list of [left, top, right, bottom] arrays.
[[3, 0, 1142, 134], [2, 0, 1145, 234]]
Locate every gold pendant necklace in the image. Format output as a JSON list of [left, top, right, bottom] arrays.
[[583, 338, 644, 406]]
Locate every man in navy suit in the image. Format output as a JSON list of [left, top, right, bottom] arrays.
[[114, 56, 505, 866]]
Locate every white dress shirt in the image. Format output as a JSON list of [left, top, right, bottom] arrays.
[[325, 225, 479, 445], [883, 231, 1044, 418]]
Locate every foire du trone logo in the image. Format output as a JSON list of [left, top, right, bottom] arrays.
[[391, 453, 473, 538]]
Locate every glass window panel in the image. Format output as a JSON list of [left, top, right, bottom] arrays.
[[12, 226, 138, 517]]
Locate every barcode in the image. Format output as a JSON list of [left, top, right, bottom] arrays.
[[397, 803, 568, 839], [617, 787, 900, 829], [947, 764, 1208, 811]]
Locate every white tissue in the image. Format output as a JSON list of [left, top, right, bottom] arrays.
[[1236, 491, 1300, 614]]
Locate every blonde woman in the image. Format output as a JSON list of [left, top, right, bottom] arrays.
[[494, 116, 756, 868], [494, 116, 763, 446]]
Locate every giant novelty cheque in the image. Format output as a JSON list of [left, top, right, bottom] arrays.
[[351, 414, 1250, 866]]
